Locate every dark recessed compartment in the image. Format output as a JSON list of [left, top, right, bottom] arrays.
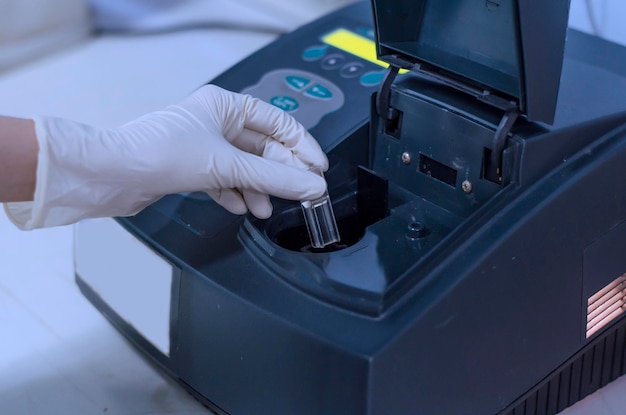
[[419, 154, 458, 187], [267, 167, 389, 253]]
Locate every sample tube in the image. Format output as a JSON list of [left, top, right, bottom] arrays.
[[301, 170, 340, 249]]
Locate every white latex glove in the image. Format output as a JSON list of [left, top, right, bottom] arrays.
[[4, 85, 328, 230]]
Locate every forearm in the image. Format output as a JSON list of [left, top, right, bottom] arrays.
[[0, 116, 38, 202]]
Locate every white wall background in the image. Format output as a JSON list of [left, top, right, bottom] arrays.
[[569, 0, 626, 45], [91, 0, 624, 42]]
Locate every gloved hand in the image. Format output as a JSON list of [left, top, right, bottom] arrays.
[[4, 85, 328, 230]]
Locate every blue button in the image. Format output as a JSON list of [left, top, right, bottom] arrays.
[[360, 70, 386, 87], [270, 96, 299, 112], [305, 84, 333, 100], [285, 75, 311, 91], [302, 45, 328, 61]]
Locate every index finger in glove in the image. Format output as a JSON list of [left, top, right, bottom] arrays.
[[233, 94, 329, 170], [230, 128, 311, 170], [232, 151, 327, 202]]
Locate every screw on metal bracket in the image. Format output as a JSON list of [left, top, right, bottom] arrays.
[[462, 180, 473, 193], [401, 152, 412, 165]]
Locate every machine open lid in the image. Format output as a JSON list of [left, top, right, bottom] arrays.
[[371, 0, 571, 124]]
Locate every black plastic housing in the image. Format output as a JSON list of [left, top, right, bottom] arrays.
[[76, 2, 626, 414]]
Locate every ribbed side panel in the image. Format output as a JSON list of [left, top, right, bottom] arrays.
[[587, 274, 626, 338], [498, 315, 626, 415]]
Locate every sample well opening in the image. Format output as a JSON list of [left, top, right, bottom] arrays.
[[267, 167, 389, 253]]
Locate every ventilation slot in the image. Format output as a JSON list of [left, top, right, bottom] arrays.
[[587, 274, 626, 339]]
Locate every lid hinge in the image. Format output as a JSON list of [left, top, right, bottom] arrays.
[[375, 65, 401, 121], [489, 108, 520, 183]]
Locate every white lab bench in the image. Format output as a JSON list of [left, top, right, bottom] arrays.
[[0, 1, 625, 414]]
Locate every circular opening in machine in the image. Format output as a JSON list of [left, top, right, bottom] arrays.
[[266, 194, 370, 253]]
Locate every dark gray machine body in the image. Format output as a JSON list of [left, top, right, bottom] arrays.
[[77, 1, 626, 414]]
